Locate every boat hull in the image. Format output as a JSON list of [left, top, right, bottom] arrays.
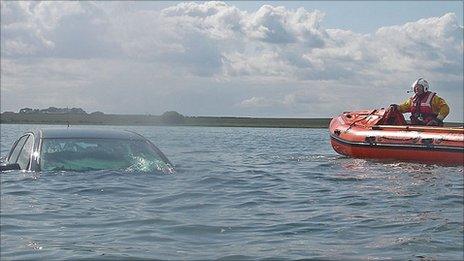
[[331, 134, 464, 165], [329, 109, 464, 165]]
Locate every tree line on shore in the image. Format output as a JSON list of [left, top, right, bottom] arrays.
[[18, 107, 99, 115], [0, 108, 330, 128]]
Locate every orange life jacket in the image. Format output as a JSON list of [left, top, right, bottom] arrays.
[[410, 91, 437, 125]]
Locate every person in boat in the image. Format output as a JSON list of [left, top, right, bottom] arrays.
[[390, 78, 449, 126]]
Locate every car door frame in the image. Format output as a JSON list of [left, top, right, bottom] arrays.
[[7, 134, 29, 163], [6, 132, 40, 171]]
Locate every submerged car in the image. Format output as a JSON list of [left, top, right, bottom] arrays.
[[0, 128, 174, 173]]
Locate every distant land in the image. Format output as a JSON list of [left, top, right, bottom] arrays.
[[1, 107, 462, 128], [0, 107, 331, 128]]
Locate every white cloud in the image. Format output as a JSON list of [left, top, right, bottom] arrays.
[[238, 96, 276, 108], [1, 1, 118, 58], [1, 2, 462, 120], [374, 13, 463, 75]]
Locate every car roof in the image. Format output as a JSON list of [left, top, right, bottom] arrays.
[[38, 128, 145, 140]]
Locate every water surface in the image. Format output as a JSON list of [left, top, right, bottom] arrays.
[[1, 124, 463, 260]]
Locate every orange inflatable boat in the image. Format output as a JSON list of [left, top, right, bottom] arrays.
[[329, 109, 464, 165]]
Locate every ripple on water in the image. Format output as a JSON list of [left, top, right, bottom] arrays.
[[1, 125, 462, 260]]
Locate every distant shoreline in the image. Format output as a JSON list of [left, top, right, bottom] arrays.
[[0, 112, 332, 128], [2, 112, 462, 128]]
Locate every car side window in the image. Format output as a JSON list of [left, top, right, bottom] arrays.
[[17, 135, 34, 170], [8, 135, 28, 164]]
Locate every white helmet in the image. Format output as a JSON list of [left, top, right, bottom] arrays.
[[411, 78, 429, 92]]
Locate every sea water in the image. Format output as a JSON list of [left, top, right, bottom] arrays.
[[1, 124, 463, 260]]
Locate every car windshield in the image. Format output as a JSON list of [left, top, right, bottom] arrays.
[[40, 138, 172, 172]]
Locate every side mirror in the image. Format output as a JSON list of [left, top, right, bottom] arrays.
[[0, 163, 21, 171]]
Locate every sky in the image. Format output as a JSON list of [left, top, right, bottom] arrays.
[[1, 1, 463, 121]]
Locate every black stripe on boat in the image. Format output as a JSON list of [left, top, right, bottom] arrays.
[[330, 134, 464, 153]]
